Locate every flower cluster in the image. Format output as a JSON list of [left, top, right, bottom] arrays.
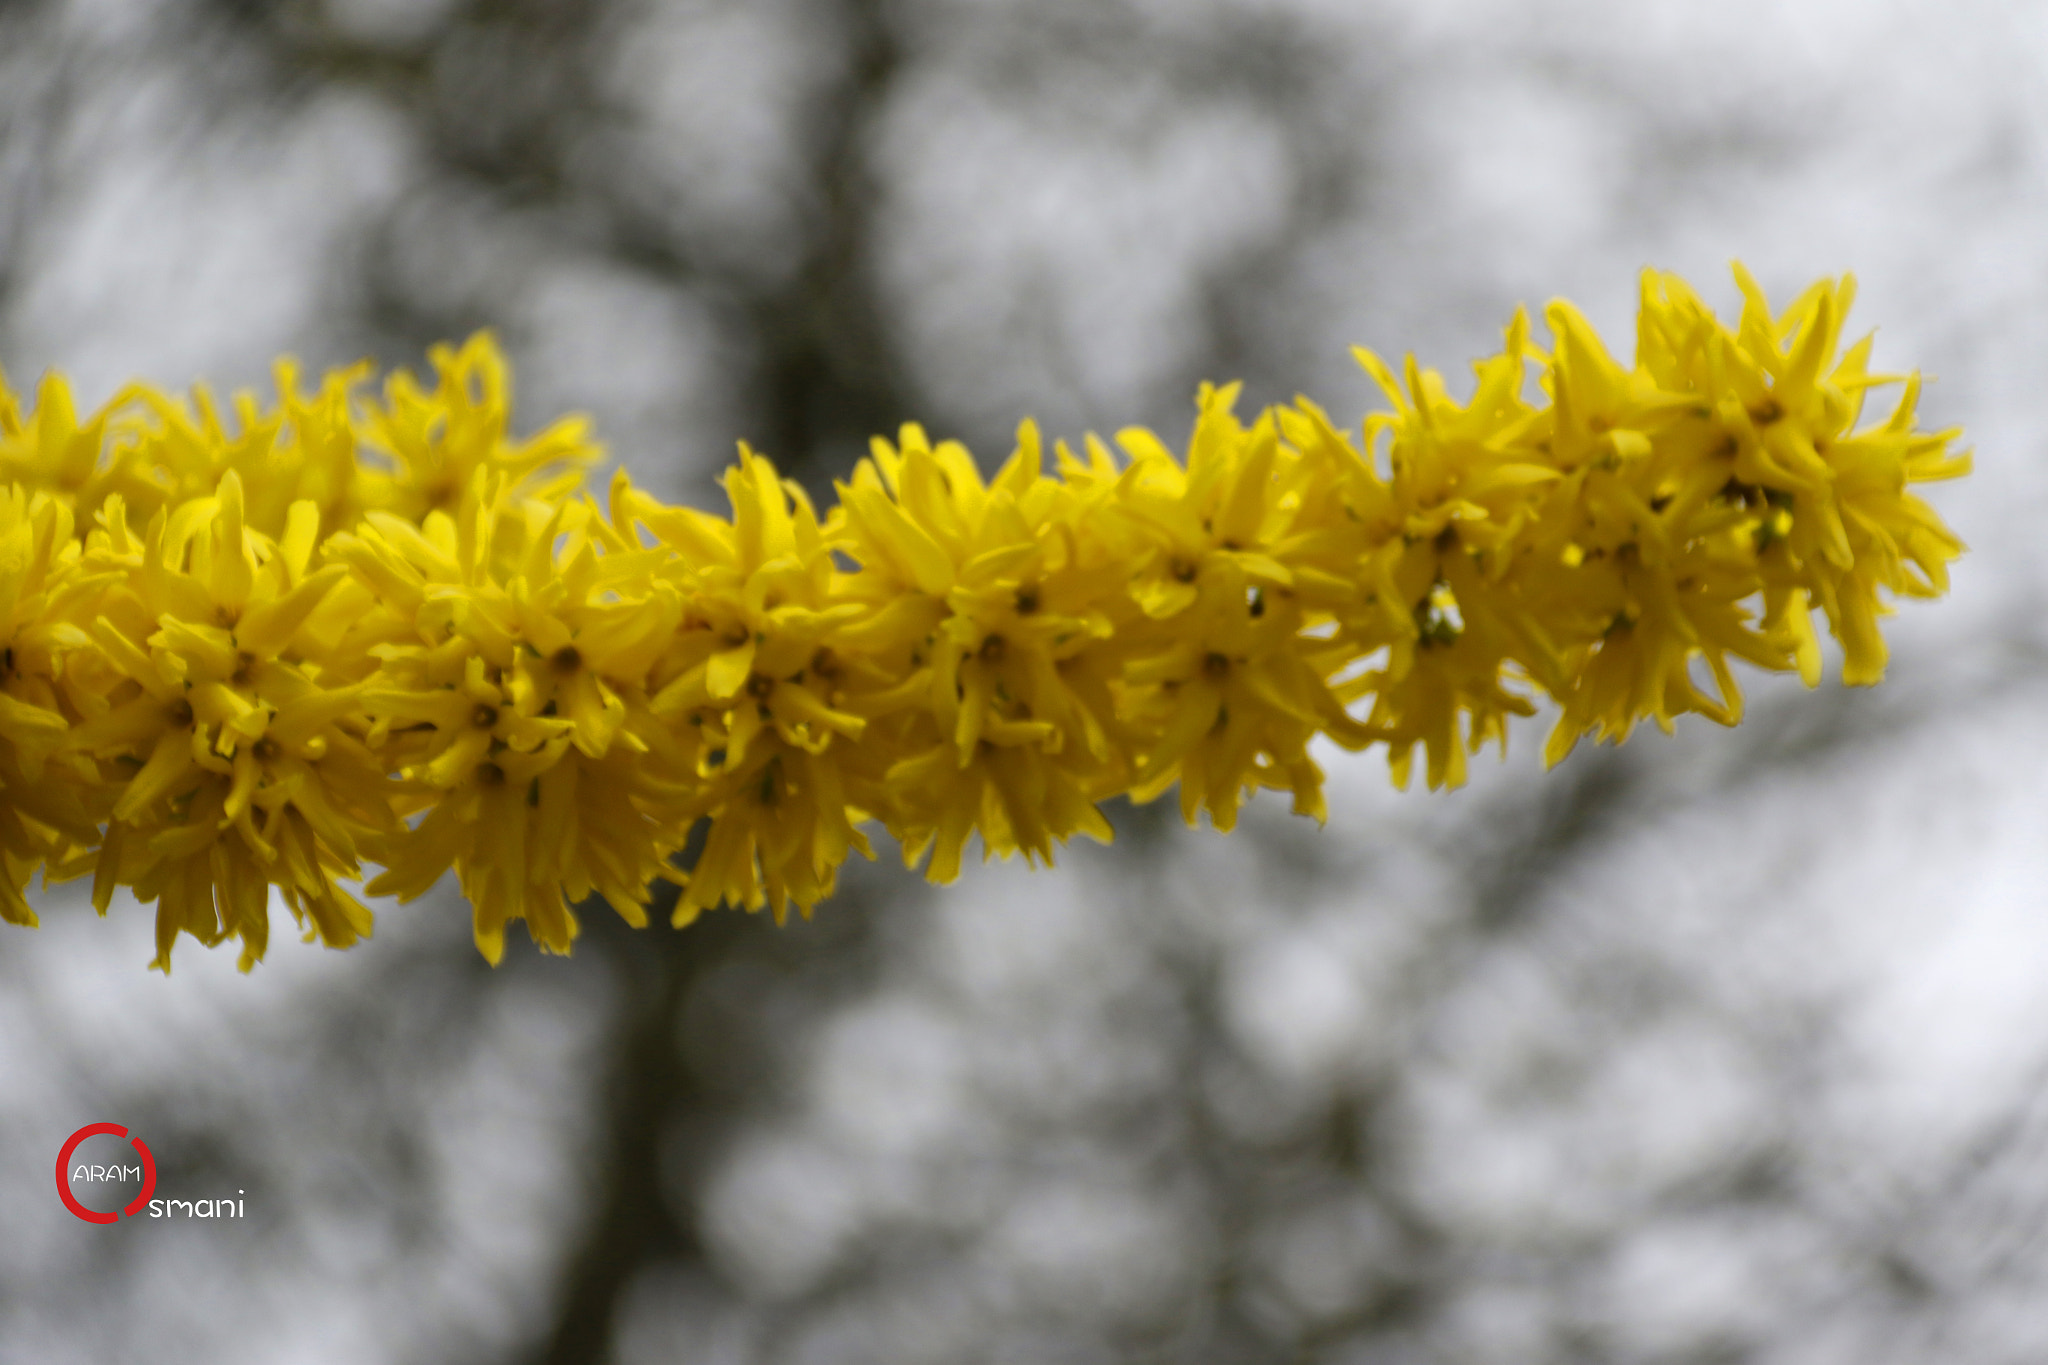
[[0, 269, 1968, 970]]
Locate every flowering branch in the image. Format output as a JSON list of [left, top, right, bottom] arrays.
[[0, 267, 1968, 970]]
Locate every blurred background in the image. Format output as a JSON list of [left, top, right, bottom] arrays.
[[3, 0, 2046, 1361]]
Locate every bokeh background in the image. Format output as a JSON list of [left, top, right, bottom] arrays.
[[4, 1, 2046, 1361]]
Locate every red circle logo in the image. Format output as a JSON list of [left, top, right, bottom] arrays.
[[56, 1123, 156, 1224]]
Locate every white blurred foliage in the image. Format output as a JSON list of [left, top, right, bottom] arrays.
[[14, 79, 411, 402], [2, 891, 607, 1365], [876, 52, 1295, 444], [597, 0, 842, 278]]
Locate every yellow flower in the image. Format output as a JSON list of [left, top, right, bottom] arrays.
[[0, 266, 1974, 970], [1510, 296, 1791, 761], [67, 473, 387, 971], [1112, 385, 1370, 821], [830, 421, 1129, 879], [0, 485, 106, 926], [0, 369, 162, 516], [1321, 324, 1555, 788], [354, 332, 602, 523], [116, 358, 378, 541], [630, 448, 877, 923], [1699, 268, 1968, 686], [337, 482, 686, 963]]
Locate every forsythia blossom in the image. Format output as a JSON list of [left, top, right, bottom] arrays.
[[0, 268, 1969, 970]]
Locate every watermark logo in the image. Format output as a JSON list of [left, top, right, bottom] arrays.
[[56, 1122, 155, 1224], [57, 1123, 246, 1223]]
